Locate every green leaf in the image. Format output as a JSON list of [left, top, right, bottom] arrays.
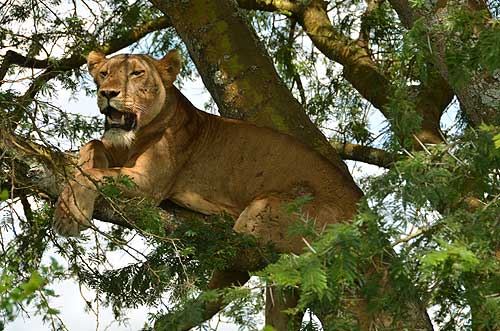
[[258, 255, 301, 288], [285, 194, 314, 214], [300, 257, 328, 296], [421, 242, 480, 275], [494, 133, 500, 149], [0, 188, 9, 201], [21, 272, 45, 296], [47, 308, 60, 315]]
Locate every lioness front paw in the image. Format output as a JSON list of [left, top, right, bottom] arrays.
[[53, 186, 94, 236]]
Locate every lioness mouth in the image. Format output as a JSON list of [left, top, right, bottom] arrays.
[[104, 107, 137, 131]]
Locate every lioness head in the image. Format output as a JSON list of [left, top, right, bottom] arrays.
[[87, 50, 181, 147]]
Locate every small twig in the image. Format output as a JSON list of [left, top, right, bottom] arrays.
[[268, 286, 275, 307], [427, 33, 433, 54], [392, 228, 426, 247], [302, 237, 317, 253], [412, 134, 432, 155]]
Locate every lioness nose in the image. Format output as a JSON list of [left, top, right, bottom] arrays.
[[100, 89, 120, 99]]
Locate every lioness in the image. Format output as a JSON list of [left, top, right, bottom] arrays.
[[53, 50, 362, 329]]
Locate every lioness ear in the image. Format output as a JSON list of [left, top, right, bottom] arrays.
[[159, 50, 181, 85], [87, 51, 106, 77]]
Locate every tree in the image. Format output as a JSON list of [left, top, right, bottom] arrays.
[[0, 0, 499, 330]]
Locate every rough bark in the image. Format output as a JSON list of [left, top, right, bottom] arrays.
[[238, 0, 390, 110]]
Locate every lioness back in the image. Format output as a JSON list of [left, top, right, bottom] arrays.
[[168, 90, 362, 224]]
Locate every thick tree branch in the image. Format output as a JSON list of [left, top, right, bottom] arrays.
[[390, 0, 488, 30], [237, 0, 453, 145], [0, 128, 271, 272], [238, 0, 391, 110], [331, 141, 400, 168], [1, 15, 171, 130], [387, 0, 418, 29], [413, 74, 454, 144], [0, 128, 201, 234], [237, 0, 302, 13], [99, 16, 171, 55], [0, 50, 51, 83]]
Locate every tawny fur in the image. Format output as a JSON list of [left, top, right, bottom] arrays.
[[54, 50, 362, 254]]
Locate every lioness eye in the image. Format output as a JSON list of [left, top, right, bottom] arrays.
[[131, 70, 145, 76], [99, 71, 108, 78]]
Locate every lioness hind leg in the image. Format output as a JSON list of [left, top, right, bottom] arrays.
[[234, 196, 305, 331], [53, 140, 110, 236]]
